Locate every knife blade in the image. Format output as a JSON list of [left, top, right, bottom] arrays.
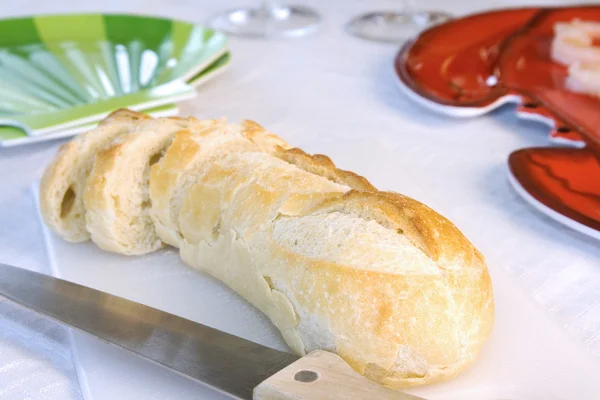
[[0, 263, 425, 400]]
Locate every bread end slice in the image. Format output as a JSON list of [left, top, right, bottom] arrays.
[[39, 109, 149, 242]]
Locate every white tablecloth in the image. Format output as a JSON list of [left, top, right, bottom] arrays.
[[1, 1, 599, 399]]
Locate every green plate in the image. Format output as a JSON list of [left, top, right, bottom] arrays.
[[0, 104, 180, 147], [0, 52, 231, 147], [0, 13, 229, 139]]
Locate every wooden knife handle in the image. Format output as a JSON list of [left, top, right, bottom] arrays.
[[253, 350, 425, 400]]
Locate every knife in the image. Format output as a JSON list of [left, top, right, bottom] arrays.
[[0, 263, 425, 400]]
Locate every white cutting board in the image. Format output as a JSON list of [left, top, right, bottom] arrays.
[[38, 137, 600, 400]]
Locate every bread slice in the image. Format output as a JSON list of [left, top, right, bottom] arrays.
[[39, 109, 149, 242], [83, 117, 192, 255], [177, 149, 494, 389], [150, 120, 289, 248]]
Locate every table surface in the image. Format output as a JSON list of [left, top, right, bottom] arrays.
[[1, 1, 599, 399]]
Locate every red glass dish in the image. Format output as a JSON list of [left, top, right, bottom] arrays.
[[395, 5, 600, 147], [508, 147, 600, 239], [396, 7, 539, 107]]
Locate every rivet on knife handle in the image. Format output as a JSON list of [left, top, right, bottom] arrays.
[[253, 350, 426, 400]]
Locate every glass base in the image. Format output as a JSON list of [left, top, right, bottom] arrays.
[[208, 5, 321, 38], [347, 10, 452, 43]]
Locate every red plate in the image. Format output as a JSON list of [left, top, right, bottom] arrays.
[[396, 7, 538, 107], [508, 147, 600, 240], [395, 5, 600, 147]]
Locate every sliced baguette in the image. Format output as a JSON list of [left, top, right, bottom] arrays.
[[39, 111, 495, 389], [39, 109, 149, 242]]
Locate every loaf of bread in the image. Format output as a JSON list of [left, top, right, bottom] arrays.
[[40, 109, 494, 388]]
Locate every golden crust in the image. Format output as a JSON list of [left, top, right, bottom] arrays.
[[275, 147, 376, 191], [241, 120, 291, 151], [307, 190, 466, 262]]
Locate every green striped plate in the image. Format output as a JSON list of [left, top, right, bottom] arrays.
[[0, 13, 229, 143], [0, 52, 231, 147], [0, 104, 180, 147]]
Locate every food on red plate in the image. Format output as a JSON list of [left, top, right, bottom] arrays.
[[552, 20, 600, 97]]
